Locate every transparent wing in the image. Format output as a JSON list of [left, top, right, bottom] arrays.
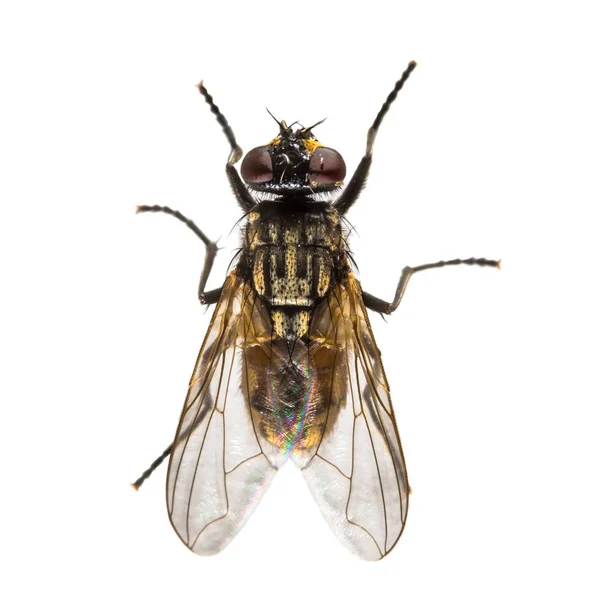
[[166, 272, 278, 555], [302, 274, 409, 560]]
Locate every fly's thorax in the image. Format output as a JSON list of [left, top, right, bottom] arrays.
[[243, 201, 348, 339]]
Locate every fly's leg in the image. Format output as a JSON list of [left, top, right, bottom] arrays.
[[131, 444, 172, 490], [334, 60, 417, 216], [362, 257, 501, 314], [197, 82, 257, 212], [131, 411, 209, 489], [136, 204, 222, 305], [132, 83, 249, 491]]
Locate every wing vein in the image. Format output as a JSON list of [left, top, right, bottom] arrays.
[[355, 321, 405, 526], [352, 339, 388, 551], [315, 453, 351, 480], [170, 281, 237, 512], [310, 295, 342, 461], [225, 452, 265, 475]]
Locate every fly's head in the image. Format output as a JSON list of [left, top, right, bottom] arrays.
[[240, 118, 346, 197]]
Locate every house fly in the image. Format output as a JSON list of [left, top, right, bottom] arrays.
[[132, 61, 500, 560]]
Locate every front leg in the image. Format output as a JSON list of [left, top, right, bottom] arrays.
[[363, 257, 501, 314], [334, 61, 417, 216], [197, 82, 257, 213]]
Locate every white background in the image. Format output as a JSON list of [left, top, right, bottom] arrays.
[[1, 1, 599, 598]]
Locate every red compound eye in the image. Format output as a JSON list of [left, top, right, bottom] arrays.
[[308, 147, 346, 184], [241, 146, 273, 183]]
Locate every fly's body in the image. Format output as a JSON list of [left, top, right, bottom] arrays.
[[239, 200, 349, 466], [133, 61, 500, 560], [241, 200, 347, 339]]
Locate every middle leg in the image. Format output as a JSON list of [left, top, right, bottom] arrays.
[[362, 257, 500, 314], [136, 204, 222, 305]]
